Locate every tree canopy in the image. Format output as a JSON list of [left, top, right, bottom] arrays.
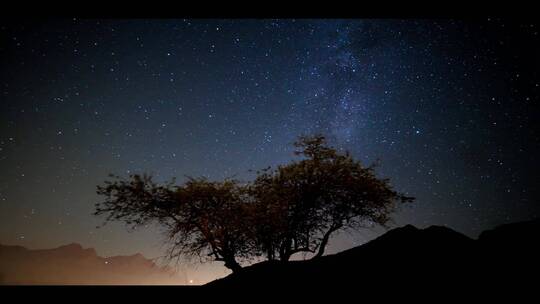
[[95, 135, 414, 272]]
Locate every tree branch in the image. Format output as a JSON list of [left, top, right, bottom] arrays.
[[313, 224, 342, 259], [289, 247, 315, 255]]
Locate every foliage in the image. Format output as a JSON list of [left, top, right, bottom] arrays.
[[96, 176, 250, 272], [250, 135, 414, 261], [95, 135, 414, 271]]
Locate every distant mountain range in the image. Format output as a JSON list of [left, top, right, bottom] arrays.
[[206, 218, 540, 290], [0, 243, 185, 285]]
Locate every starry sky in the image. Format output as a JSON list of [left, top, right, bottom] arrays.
[[1, 19, 539, 283]]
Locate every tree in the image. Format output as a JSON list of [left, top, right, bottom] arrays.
[[94, 134, 413, 272], [95, 175, 251, 273], [250, 135, 414, 261]]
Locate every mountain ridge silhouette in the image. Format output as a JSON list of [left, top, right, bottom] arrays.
[[205, 218, 540, 290], [0, 242, 185, 285], [1, 218, 538, 289]]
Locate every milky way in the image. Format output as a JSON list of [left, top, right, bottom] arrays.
[[1, 19, 539, 282]]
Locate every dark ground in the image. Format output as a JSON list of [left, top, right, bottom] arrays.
[[205, 218, 540, 292]]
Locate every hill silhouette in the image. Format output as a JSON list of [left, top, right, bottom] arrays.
[[0, 243, 185, 285], [205, 219, 540, 291], [2, 219, 537, 290]]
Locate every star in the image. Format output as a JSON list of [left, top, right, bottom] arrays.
[[1, 18, 538, 284]]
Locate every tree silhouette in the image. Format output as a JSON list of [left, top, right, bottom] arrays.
[[250, 135, 414, 261], [94, 134, 413, 272], [95, 175, 251, 273]]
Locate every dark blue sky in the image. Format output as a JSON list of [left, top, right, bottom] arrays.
[[1, 19, 539, 282]]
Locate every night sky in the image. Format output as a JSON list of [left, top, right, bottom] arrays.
[[1, 19, 539, 283]]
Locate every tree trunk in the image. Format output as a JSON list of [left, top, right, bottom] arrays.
[[313, 225, 341, 259], [278, 237, 292, 261], [267, 247, 275, 261], [280, 252, 291, 262], [224, 258, 242, 273]]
